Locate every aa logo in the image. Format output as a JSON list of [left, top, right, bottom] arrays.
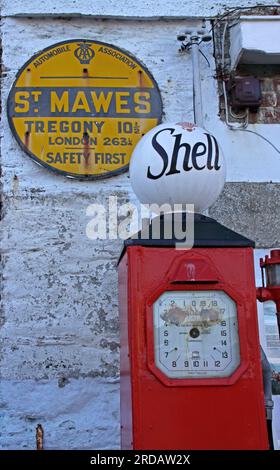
[[74, 43, 95, 64]]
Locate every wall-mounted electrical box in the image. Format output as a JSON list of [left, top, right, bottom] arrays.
[[227, 76, 262, 111], [230, 16, 280, 69]]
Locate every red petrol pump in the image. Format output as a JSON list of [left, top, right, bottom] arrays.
[[118, 214, 269, 450], [118, 123, 270, 450], [257, 249, 280, 339]]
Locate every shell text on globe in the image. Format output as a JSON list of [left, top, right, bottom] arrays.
[[147, 127, 221, 180]]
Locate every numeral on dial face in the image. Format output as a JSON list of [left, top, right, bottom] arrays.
[[153, 290, 240, 379]]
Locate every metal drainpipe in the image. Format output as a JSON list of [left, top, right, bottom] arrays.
[[190, 32, 208, 215], [190, 34, 204, 128], [177, 26, 212, 219]]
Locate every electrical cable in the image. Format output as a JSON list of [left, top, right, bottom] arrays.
[[220, 20, 280, 154], [199, 48, 210, 67], [209, 4, 280, 33], [221, 22, 248, 130], [237, 128, 280, 154], [229, 106, 248, 120], [178, 9, 280, 154]]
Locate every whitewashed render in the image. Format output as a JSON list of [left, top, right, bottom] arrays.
[[1, 0, 280, 450]]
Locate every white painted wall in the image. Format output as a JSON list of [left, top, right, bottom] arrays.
[[1, 0, 275, 19], [1, 0, 280, 450], [0, 378, 119, 450], [2, 16, 280, 186]]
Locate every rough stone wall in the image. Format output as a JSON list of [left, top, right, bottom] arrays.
[[0, 0, 280, 450]]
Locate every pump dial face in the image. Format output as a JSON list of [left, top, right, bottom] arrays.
[[153, 290, 240, 378]]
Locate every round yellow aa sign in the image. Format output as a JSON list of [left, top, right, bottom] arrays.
[[8, 40, 162, 179]]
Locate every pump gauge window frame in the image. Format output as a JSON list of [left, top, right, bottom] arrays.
[[146, 285, 249, 387]]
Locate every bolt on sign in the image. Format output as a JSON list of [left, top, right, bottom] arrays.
[[7, 40, 162, 179]]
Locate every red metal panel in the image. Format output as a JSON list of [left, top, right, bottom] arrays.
[[119, 246, 268, 450], [119, 253, 133, 450]]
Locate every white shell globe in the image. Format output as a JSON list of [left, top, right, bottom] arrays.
[[129, 122, 226, 213]]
